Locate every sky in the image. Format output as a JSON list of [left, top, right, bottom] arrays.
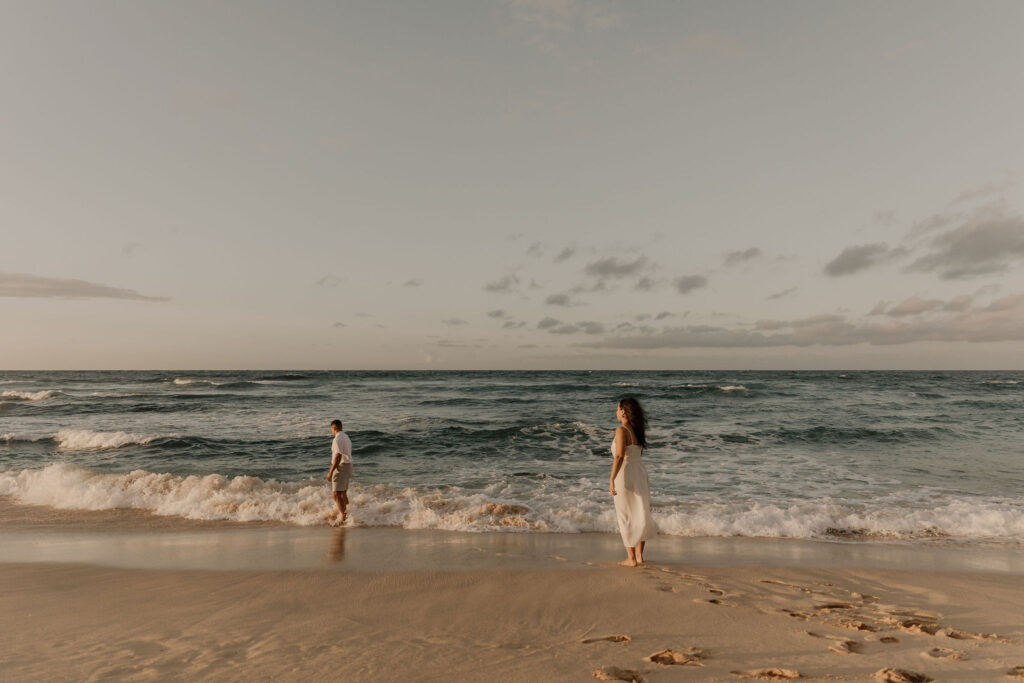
[[3, 0, 1024, 370]]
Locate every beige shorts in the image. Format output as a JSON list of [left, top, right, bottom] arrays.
[[331, 463, 353, 491]]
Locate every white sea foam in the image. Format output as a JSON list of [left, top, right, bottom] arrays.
[[2, 464, 1023, 541], [54, 429, 163, 450], [982, 379, 1019, 385], [669, 384, 747, 392], [173, 378, 221, 386], [1, 389, 61, 401]]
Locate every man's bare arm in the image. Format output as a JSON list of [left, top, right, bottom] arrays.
[[327, 453, 341, 480]]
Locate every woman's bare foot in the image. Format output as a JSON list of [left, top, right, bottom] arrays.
[[618, 558, 638, 567]]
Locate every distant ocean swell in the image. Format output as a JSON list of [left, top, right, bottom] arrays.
[[2, 463, 1022, 542]]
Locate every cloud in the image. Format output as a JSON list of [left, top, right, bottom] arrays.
[[527, 242, 543, 257], [654, 311, 674, 320], [0, 272, 169, 302], [584, 256, 647, 279], [121, 242, 141, 257], [944, 295, 973, 312], [885, 296, 943, 317], [635, 277, 661, 291], [723, 247, 761, 266], [554, 246, 576, 262], [868, 301, 890, 316], [316, 274, 343, 287], [442, 318, 467, 326], [484, 274, 521, 292], [583, 291, 1024, 348], [823, 243, 905, 276], [766, 287, 798, 301], [536, 318, 606, 335], [951, 182, 1006, 205], [872, 294, 974, 318], [570, 280, 609, 294], [545, 293, 573, 306], [403, 279, 423, 287], [905, 211, 1024, 279], [332, 322, 347, 328], [503, 320, 526, 329], [487, 309, 510, 318], [672, 275, 707, 294]]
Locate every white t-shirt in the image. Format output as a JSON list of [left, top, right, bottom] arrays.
[[332, 431, 352, 465]]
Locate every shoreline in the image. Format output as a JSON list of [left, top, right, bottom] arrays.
[[3, 498, 1024, 575]]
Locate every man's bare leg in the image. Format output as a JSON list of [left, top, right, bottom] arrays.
[[332, 491, 347, 521], [618, 547, 638, 567], [636, 540, 646, 564]]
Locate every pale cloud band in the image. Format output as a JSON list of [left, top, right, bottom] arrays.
[[582, 292, 1024, 348], [0, 272, 169, 302]]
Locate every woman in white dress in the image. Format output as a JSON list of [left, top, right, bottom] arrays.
[[609, 397, 657, 567]]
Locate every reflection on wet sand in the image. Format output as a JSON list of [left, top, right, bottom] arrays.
[[327, 528, 346, 563]]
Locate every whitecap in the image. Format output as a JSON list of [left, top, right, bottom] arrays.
[[1, 389, 61, 401], [54, 429, 164, 450]]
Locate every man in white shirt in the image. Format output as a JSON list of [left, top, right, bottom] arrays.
[[326, 419, 353, 522]]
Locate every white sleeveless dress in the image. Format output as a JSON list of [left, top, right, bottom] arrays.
[[612, 432, 657, 548]]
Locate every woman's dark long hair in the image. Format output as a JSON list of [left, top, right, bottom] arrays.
[[618, 397, 648, 449]]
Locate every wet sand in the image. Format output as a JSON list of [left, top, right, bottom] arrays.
[[2, 501, 1024, 681]]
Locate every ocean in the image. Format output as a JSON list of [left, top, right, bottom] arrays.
[[2, 370, 1023, 545]]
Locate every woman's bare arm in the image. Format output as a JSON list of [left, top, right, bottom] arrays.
[[609, 426, 627, 495]]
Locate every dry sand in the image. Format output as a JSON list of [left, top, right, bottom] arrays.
[[2, 557, 1023, 682]]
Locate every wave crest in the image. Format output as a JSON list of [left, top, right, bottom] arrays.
[[1, 465, 1023, 541], [1, 390, 61, 401], [54, 429, 164, 450]]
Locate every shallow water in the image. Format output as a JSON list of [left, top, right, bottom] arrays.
[[2, 370, 1023, 543]]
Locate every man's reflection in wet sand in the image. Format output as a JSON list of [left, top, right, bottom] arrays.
[[327, 528, 346, 564]]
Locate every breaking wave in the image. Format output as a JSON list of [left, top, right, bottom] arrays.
[[1, 390, 61, 401], [2, 464, 1022, 541]]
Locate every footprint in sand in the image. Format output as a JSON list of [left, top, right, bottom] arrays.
[[815, 602, 857, 611], [828, 639, 865, 655], [582, 635, 631, 644], [806, 632, 863, 654], [872, 668, 933, 683], [836, 618, 881, 632], [592, 666, 646, 682], [879, 636, 900, 644], [706, 597, 737, 606], [645, 648, 705, 666], [761, 579, 814, 594], [924, 647, 967, 661], [781, 608, 812, 620], [886, 617, 941, 635], [1007, 666, 1024, 680], [730, 668, 802, 679]]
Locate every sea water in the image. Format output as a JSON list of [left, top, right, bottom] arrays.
[[2, 370, 1023, 544]]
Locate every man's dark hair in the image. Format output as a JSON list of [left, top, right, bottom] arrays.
[[330, 419, 343, 430]]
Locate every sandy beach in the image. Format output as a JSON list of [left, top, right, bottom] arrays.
[[2, 505, 1023, 682]]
